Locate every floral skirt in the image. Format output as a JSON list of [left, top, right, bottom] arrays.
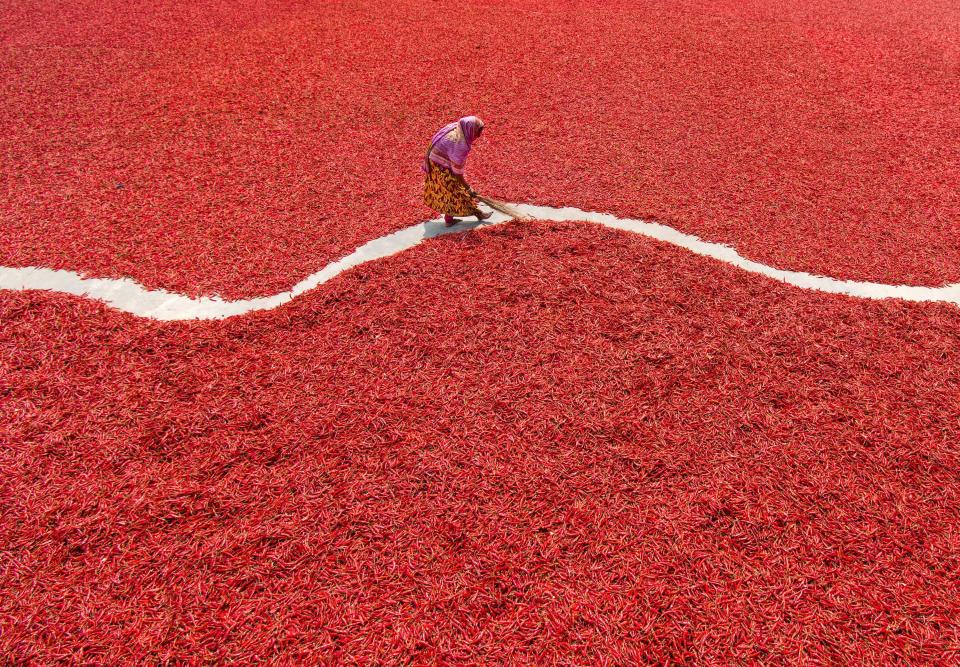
[[423, 164, 478, 217]]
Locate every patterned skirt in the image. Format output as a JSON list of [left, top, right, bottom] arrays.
[[423, 163, 478, 217]]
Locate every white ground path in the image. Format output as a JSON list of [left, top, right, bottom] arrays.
[[2, 204, 959, 321]]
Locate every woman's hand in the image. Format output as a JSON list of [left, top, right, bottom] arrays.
[[455, 174, 477, 197]]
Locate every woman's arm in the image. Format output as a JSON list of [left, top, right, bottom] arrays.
[[451, 170, 476, 196]]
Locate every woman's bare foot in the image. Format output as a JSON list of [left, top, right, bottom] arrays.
[[475, 210, 492, 221], [444, 214, 459, 226]]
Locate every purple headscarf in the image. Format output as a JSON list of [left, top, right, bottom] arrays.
[[422, 116, 484, 175]]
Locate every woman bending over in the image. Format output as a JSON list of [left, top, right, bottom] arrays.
[[422, 116, 492, 226]]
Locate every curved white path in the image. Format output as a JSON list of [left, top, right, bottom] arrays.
[[2, 204, 959, 321]]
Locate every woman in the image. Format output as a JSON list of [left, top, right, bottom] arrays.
[[422, 116, 492, 226]]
